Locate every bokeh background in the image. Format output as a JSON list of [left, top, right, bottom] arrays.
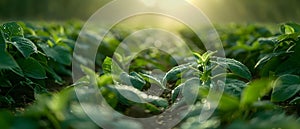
[[0, 0, 300, 23]]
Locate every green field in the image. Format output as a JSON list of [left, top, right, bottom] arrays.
[[0, 20, 300, 129]]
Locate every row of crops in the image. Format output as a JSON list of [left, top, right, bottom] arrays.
[[0, 21, 300, 129]]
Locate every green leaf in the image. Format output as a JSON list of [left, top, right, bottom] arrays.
[[280, 23, 300, 34], [193, 51, 216, 64], [285, 23, 300, 32], [259, 57, 281, 77], [0, 51, 20, 70], [102, 57, 112, 74], [38, 44, 71, 65], [193, 52, 202, 62], [129, 72, 146, 89], [119, 72, 146, 90], [162, 63, 195, 86], [141, 73, 165, 89], [171, 78, 200, 103], [254, 51, 292, 68], [10, 37, 38, 58], [44, 66, 63, 84], [224, 78, 247, 97], [280, 24, 295, 34], [274, 43, 300, 75], [201, 51, 216, 63], [17, 58, 47, 79], [171, 82, 184, 102], [257, 36, 278, 45], [277, 33, 300, 42], [241, 79, 272, 105], [10, 65, 24, 77], [0, 22, 24, 40], [211, 57, 252, 80], [107, 85, 168, 107], [271, 74, 300, 102]]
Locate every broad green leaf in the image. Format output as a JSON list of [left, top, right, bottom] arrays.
[[141, 73, 165, 89], [201, 51, 216, 63], [211, 57, 252, 80], [274, 43, 300, 75], [17, 58, 46, 79], [108, 85, 141, 105], [193, 52, 202, 62], [259, 57, 281, 77], [171, 83, 184, 102], [0, 51, 20, 70], [277, 33, 300, 42], [162, 63, 195, 86], [193, 51, 216, 64], [271, 74, 300, 102], [119, 72, 146, 90], [10, 65, 24, 77], [107, 85, 168, 107], [224, 78, 247, 97], [171, 78, 200, 104], [285, 23, 300, 32], [280, 23, 300, 34], [44, 66, 63, 84], [49, 61, 72, 76], [241, 79, 272, 106], [38, 44, 71, 65], [129, 72, 146, 89], [102, 57, 112, 74], [257, 36, 277, 45], [280, 24, 295, 34], [10, 37, 37, 58], [171, 78, 201, 104], [254, 51, 292, 68], [0, 22, 24, 40]]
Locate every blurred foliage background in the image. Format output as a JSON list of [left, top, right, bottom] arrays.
[[0, 0, 109, 20], [0, 0, 300, 23], [192, 0, 300, 23]]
